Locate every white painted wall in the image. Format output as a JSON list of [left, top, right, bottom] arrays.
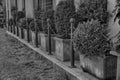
[[10, 0, 15, 7], [25, 0, 34, 18], [8, 0, 12, 18], [17, 0, 23, 11]]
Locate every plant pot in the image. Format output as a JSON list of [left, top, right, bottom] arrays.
[[9, 26, 11, 32], [18, 27, 21, 38], [79, 54, 117, 80], [30, 30, 36, 45], [38, 32, 41, 45], [11, 25, 14, 33], [15, 26, 17, 35], [13, 26, 15, 34], [110, 51, 120, 80], [10, 25, 12, 33], [23, 29, 27, 41], [40, 33, 55, 53], [54, 37, 79, 61], [8, 26, 10, 32]]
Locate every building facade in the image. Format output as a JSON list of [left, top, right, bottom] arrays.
[[5, 0, 120, 40]]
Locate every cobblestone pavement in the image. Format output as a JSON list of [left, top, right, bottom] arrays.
[[0, 28, 68, 80]]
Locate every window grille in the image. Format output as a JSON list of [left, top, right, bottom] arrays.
[[33, 0, 53, 11]]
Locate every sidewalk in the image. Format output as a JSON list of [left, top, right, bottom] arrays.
[[0, 28, 69, 80], [6, 28, 99, 80]]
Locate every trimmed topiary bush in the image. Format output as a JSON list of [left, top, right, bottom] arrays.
[[29, 19, 43, 32], [18, 18, 27, 29], [73, 20, 111, 57], [11, 6, 17, 25], [17, 11, 25, 21], [40, 10, 56, 34], [34, 10, 42, 19], [55, 0, 76, 39], [75, 0, 108, 24]]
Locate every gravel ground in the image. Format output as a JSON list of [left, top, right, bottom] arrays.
[[0, 28, 68, 80]]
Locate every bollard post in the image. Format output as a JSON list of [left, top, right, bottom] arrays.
[[13, 20, 15, 34], [70, 18, 75, 68], [17, 22, 19, 36], [35, 18, 38, 47], [21, 27, 24, 39], [16, 16, 19, 36], [7, 10, 9, 31], [26, 19, 30, 42], [47, 18, 52, 55]]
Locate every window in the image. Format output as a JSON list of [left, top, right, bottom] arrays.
[[41, 0, 53, 11], [33, 0, 53, 11], [22, 0, 25, 10], [45, 0, 53, 11], [33, 0, 42, 10]]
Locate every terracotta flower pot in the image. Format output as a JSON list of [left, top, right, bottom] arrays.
[[54, 37, 79, 61], [79, 53, 117, 80]]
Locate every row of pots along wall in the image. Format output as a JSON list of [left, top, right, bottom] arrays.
[[6, 0, 120, 80]]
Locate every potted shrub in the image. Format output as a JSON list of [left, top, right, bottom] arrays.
[[20, 18, 33, 42], [34, 10, 42, 46], [18, 18, 26, 39], [54, 1, 78, 61], [29, 19, 36, 46], [11, 6, 17, 35], [19, 18, 27, 40], [37, 19, 42, 46], [39, 10, 56, 52], [17, 11, 25, 38], [73, 20, 117, 80], [8, 19, 13, 33], [18, 22, 21, 38]]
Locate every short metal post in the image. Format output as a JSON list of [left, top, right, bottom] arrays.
[[13, 20, 15, 34], [70, 18, 75, 68], [10, 23, 12, 33], [16, 19, 19, 37], [35, 19, 38, 47], [26, 19, 30, 42], [21, 27, 24, 39], [17, 23, 19, 36], [7, 10, 9, 31], [47, 18, 52, 55]]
